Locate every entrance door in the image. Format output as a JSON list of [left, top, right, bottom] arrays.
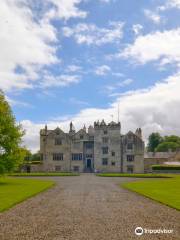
[[87, 159, 91, 169]]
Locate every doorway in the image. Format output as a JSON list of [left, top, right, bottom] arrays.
[[87, 159, 92, 169]]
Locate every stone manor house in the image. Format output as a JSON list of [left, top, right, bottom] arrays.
[[40, 120, 144, 173]]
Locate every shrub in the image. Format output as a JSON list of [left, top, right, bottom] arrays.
[[152, 165, 180, 170]]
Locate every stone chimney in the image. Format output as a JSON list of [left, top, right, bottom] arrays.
[[135, 128, 142, 139]]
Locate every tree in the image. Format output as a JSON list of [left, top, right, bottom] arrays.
[[147, 132, 163, 152], [163, 135, 180, 144], [0, 91, 24, 173], [30, 151, 40, 162], [155, 141, 180, 152]]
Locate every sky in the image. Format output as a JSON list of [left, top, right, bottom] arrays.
[[1, 0, 180, 152]]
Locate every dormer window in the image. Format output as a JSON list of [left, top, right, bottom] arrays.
[[80, 135, 84, 139]]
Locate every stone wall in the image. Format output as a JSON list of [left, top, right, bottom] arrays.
[[40, 121, 145, 173]]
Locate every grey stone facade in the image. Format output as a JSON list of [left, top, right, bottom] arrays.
[[40, 120, 144, 173]]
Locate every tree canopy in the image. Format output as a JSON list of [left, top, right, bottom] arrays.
[[147, 132, 180, 152], [147, 132, 163, 152], [0, 91, 24, 173]]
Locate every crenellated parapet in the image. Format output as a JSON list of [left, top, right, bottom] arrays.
[[94, 119, 121, 130]]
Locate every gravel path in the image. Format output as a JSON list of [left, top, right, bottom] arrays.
[[0, 174, 180, 240]]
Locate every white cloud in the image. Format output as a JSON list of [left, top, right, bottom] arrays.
[[117, 78, 133, 87], [103, 78, 133, 95], [21, 73, 180, 152], [98, 0, 113, 2], [132, 24, 143, 35], [0, 0, 88, 92], [0, 0, 57, 92], [62, 21, 124, 46], [95, 65, 111, 76], [144, 9, 161, 24], [65, 64, 82, 73], [158, 0, 180, 11], [121, 28, 180, 66], [39, 74, 81, 88], [45, 0, 87, 20]]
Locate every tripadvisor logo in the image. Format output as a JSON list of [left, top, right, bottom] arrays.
[[135, 227, 144, 236], [135, 227, 173, 236]]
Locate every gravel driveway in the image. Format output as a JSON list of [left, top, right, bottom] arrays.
[[0, 174, 179, 240]]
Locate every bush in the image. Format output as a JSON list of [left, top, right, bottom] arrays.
[[152, 165, 180, 170]]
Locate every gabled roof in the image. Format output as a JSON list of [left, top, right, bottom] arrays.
[[48, 127, 66, 137], [74, 128, 87, 136], [126, 131, 134, 136]]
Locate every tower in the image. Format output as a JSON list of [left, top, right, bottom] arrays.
[[69, 121, 75, 135]]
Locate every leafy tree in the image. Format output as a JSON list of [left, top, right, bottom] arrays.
[[147, 132, 163, 152], [0, 91, 24, 174], [155, 141, 180, 152], [30, 151, 40, 162], [163, 135, 180, 144]]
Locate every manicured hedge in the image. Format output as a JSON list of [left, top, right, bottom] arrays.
[[152, 165, 180, 170], [23, 161, 42, 165]]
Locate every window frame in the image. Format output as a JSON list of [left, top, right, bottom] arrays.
[[127, 142, 133, 150], [72, 153, 83, 161], [53, 153, 64, 161], [102, 147, 108, 154], [102, 158, 108, 165], [127, 155, 134, 162], [55, 138, 62, 145]]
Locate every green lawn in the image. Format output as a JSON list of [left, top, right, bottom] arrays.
[[122, 175, 180, 210], [97, 173, 171, 178], [9, 172, 79, 177], [0, 177, 54, 212]]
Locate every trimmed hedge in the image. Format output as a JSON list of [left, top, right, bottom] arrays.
[[23, 161, 42, 165], [152, 165, 180, 170]]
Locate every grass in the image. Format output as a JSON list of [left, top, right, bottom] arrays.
[[9, 172, 79, 177], [97, 173, 171, 178], [122, 175, 180, 210], [0, 177, 55, 212]]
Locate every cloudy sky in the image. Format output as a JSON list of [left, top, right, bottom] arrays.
[[1, 0, 180, 152]]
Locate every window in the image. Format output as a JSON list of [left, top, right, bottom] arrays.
[[80, 135, 84, 139], [127, 165, 133, 173], [102, 158, 108, 165], [127, 143, 133, 150], [55, 166, 61, 171], [102, 147, 108, 154], [104, 130, 108, 135], [85, 142, 93, 149], [111, 151, 115, 156], [102, 137, 108, 143], [73, 166, 79, 171], [53, 153, 63, 161], [55, 138, 62, 145], [72, 153, 83, 161], [86, 154, 93, 158], [127, 155, 134, 162], [111, 161, 115, 166]]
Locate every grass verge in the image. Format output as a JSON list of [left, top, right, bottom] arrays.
[[0, 177, 54, 212], [9, 172, 79, 177], [97, 173, 172, 178], [122, 175, 180, 210]]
